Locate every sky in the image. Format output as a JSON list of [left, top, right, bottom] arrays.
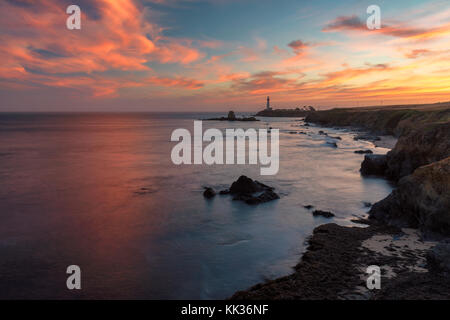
[[0, 0, 449, 111]]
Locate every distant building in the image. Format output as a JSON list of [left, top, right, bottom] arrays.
[[266, 96, 272, 110]]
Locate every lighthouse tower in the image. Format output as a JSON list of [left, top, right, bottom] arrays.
[[266, 96, 271, 110]]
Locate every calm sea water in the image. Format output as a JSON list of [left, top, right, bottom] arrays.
[[0, 112, 392, 299]]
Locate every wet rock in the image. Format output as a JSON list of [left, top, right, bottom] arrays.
[[234, 189, 280, 205], [312, 210, 335, 218], [427, 242, 450, 272], [326, 141, 338, 148], [354, 150, 373, 154], [363, 202, 372, 208], [304, 205, 314, 210], [229, 175, 272, 194], [360, 154, 387, 176], [222, 175, 279, 205], [329, 136, 342, 140], [318, 130, 327, 135], [203, 187, 216, 199]]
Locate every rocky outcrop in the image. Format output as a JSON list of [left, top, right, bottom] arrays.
[[385, 122, 450, 180], [369, 157, 450, 237], [205, 110, 259, 121], [221, 175, 280, 205], [360, 154, 387, 176], [255, 107, 315, 117]]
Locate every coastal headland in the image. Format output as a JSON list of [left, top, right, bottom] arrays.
[[231, 101, 450, 299]]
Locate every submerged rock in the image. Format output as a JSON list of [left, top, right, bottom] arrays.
[[203, 187, 216, 199], [355, 150, 373, 154], [326, 141, 338, 148], [312, 210, 335, 218], [354, 134, 381, 142], [304, 205, 314, 210], [360, 154, 387, 176]]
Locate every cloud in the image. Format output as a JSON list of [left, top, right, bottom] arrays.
[[0, 0, 205, 96], [323, 15, 450, 40], [147, 76, 204, 89], [287, 40, 309, 52]]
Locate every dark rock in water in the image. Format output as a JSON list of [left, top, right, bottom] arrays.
[[318, 130, 327, 135], [355, 150, 373, 154], [427, 242, 450, 272], [223, 175, 279, 205], [234, 189, 280, 205], [326, 141, 338, 148], [205, 110, 259, 122], [369, 157, 450, 237], [360, 154, 387, 176], [312, 210, 335, 218], [229, 175, 273, 194], [289, 131, 298, 134], [329, 135, 342, 140], [304, 205, 314, 210], [354, 134, 381, 141], [203, 187, 216, 199], [363, 202, 372, 208], [304, 123, 310, 127]]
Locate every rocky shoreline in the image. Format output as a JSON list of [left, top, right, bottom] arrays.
[[231, 103, 450, 300]]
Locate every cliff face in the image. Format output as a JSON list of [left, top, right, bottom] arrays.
[[385, 122, 450, 180], [306, 107, 450, 180], [306, 105, 450, 237], [370, 157, 450, 237]]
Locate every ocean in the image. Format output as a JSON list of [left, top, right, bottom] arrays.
[[0, 112, 393, 299]]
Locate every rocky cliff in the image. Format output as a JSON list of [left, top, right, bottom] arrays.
[[370, 157, 450, 237]]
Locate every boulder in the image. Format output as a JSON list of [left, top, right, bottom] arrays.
[[369, 157, 450, 236], [229, 175, 272, 194], [223, 175, 279, 205], [360, 154, 387, 176], [203, 187, 216, 199]]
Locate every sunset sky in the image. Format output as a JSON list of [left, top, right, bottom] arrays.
[[1, 0, 449, 111]]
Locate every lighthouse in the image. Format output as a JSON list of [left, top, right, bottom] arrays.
[[266, 96, 271, 110]]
